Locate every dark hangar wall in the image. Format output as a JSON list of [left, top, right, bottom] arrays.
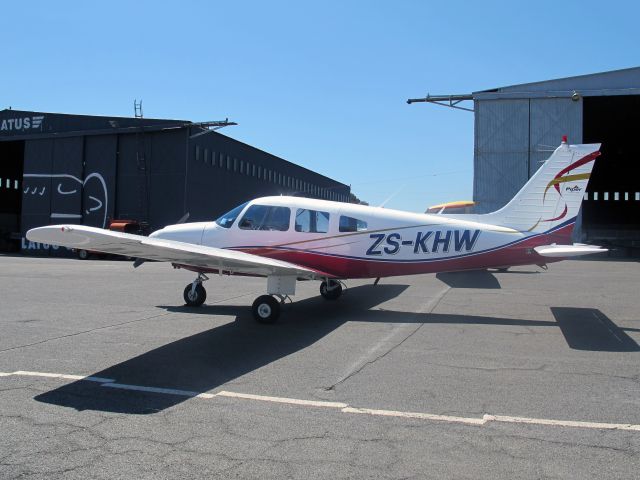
[[21, 131, 188, 238], [186, 129, 351, 223], [0, 109, 351, 255], [115, 128, 187, 229]]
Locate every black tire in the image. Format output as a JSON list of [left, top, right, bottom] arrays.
[[252, 295, 280, 324], [183, 283, 206, 307], [320, 280, 342, 300], [77, 249, 90, 260]]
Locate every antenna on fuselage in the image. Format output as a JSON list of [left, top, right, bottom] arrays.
[[378, 184, 406, 208]]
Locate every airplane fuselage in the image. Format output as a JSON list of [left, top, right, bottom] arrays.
[[152, 196, 570, 279]]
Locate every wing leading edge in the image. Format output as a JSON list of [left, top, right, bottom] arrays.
[[26, 225, 321, 279]]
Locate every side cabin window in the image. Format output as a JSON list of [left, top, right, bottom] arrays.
[[295, 209, 330, 233], [339, 215, 368, 232], [239, 205, 291, 231]]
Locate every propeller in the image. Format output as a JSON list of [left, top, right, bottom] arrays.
[[132, 212, 190, 268], [132, 258, 146, 268]]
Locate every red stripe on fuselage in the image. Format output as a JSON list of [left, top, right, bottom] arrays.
[[231, 223, 574, 278]]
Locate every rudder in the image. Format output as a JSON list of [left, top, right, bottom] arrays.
[[482, 140, 601, 235]]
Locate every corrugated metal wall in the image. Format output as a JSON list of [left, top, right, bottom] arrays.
[[474, 99, 529, 213], [187, 129, 352, 223], [474, 97, 582, 213], [529, 98, 582, 176], [83, 135, 117, 230]]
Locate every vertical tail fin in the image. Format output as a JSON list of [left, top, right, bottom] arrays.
[[483, 141, 600, 233]]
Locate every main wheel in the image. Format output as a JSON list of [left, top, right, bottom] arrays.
[[320, 280, 342, 300], [252, 295, 280, 324], [77, 249, 90, 260], [183, 283, 206, 307]]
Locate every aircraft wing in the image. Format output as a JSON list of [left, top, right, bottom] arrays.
[[534, 244, 608, 258], [26, 225, 323, 278]]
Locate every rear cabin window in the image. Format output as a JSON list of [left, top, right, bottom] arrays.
[[339, 215, 368, 232], [295, 209, 330, 233], [239, 205, 291, 231]]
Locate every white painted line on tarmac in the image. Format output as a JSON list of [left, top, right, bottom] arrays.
[[485, 414, 640, 432], [216, 390, 348, 408], [2, 369, 640, 432], [342, 406, 486, 425], [101, 382, 215, 399], [12, 370, 115, 383]]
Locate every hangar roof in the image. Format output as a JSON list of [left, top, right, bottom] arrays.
[[473, 66, 640, 100], [0, 109, 236, 141], [0, 109, 190, 140]]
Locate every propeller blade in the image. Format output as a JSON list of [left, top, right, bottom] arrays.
[[132, 213, 189, 268]]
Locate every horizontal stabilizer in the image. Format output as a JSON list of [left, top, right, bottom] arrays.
[[534, 244, 607, 258]]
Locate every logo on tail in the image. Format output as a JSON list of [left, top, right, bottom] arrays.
[[527, 150, 600, 231]]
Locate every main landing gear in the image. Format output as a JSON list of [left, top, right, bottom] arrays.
[[320, 279, 343, 300], [182, 273, 345, 324], [252, 295, 282, 324]]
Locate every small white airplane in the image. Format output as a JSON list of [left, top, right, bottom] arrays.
[[27, 138, 606, 323]]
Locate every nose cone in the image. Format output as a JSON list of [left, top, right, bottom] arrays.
[[149, 222, 207, 245]]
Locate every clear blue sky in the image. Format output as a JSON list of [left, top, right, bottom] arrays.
[[3, 1, 639, 212]]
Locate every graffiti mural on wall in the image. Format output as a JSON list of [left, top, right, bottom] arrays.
[[22, 172, 109, 228], [21, 238, 72, 252]]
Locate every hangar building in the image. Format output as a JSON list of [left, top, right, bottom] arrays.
[[0, 109, 351, 254], [410, 67, 640, 250]]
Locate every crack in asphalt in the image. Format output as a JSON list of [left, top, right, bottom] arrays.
[[418, 361, 640, 385], [485, 430, 638, 457], [0, 290, 263, 357], [0, 311, 175, 355], [324, 286, 451, 392], [2, 402, 638, 479]]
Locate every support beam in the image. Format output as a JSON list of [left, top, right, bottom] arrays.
[[407, 94, 474, 112]]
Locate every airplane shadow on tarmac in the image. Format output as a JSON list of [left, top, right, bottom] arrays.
[[436, 270, 502, 289], [435, 269, 541, 289], [551, 307, 640, 352], [35, 285, 639, 415], [35, 284, 408, 414]]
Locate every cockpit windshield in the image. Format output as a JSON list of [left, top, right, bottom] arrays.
[[215, 201, 249, 228]]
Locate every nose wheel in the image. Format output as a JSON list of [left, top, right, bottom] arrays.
[[252, 295, 280, 324], [183, 273, 208, 307]]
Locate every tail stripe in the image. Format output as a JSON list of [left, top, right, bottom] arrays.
[[542, 204, 568, 223], [480, 143, 600, 235], [543, 151, 600, 200], [544, 173, 592, 201]]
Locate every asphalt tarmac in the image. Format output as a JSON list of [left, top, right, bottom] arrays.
[[0, 255, 638, 479]]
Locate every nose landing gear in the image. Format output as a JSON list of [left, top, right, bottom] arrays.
[[183, 273, 209, 306]]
